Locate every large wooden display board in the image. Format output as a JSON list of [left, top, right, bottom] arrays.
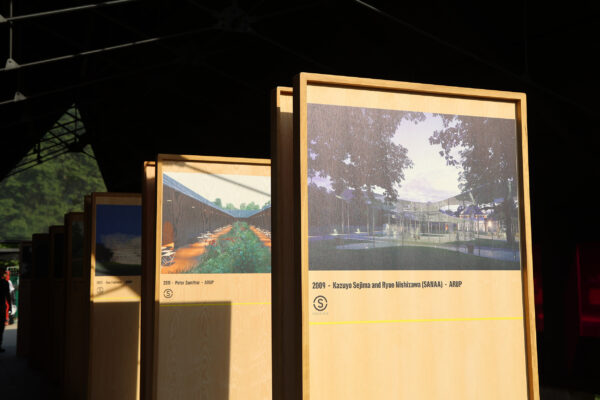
[[49, 225, 66, 385], [89, 193, 142, 400], [274, 73, 538, 400], [64, 211, 88, 400], [16, 241, 33, 358], [153, 154, 272, 400]]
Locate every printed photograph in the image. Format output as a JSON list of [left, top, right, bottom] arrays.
[[95, 204, 142, 276], [161, 171, 271, 274], [307, 104, 521, 270]]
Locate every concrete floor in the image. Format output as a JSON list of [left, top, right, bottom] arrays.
[[0, 322, 598, 400], [0, 323, 59, 400]]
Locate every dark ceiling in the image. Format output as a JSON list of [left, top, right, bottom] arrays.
[[2, 0, 600, 389], [1, 0, 599, 240]]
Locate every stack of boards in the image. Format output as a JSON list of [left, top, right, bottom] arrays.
[[15, 73, 538, 400]]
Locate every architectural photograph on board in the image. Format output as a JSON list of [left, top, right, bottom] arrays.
[[160, 171, 271, 274], [94, 204, 142, 276], [307, 105, 521, 271]]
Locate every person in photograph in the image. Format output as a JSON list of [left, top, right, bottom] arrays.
[[0, 267, 13, 352]]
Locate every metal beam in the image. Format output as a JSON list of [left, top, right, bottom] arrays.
[[0, 26, 214, 73], [0, 0, 141, 24]]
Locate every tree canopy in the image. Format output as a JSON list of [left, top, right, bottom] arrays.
[[429, 115, 518, 203], [219, 201, 262, 211], [0, 110, 106, 240], [307, 104, 423, 204], [429, 115, 519, 242]]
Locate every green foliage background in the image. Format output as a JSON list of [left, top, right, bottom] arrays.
[[192, 221, 271, 273], [0, 145, 106, 240]]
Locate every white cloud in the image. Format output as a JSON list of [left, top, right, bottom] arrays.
[[393, 114, 463, 202]]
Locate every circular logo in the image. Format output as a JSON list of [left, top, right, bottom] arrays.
[[164, 288, 174, 298], [313, 295, 328, 311], [97, 287, 104, 295]]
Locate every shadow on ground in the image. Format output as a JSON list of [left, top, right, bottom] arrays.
[[0, 323, 59, 400]]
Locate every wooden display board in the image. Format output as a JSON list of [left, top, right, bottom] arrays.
[[152, 154, 272, 400], [29, 233, 51, 371], [64, 211, 88, 400], [141, 161, 156, 400], [88, 193, 142, 400], [273, 73, 538, 400], [16, 241, 33, 358], [49, 225, 66, 384]]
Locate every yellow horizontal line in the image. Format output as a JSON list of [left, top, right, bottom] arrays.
[[310, 316, 523, 326], [160, 302, 271, 307], [93, 297, 140, 301]]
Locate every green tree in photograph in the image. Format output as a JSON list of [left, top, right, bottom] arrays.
[[308, 105, 423, 234], [243, 201, 260, 211], [213, 198, 223, 208], [429, 116, 518, 243]]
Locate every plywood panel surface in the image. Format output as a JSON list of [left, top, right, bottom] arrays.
[[16, 241, 32, 358], [154, 156, 272, 400], [141, 161, 156, 400], [63, 212, 88, 400], [88, 193, 142, 400], [288, 73, 538, 400]]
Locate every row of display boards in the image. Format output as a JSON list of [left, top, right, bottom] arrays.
[[16, 73, 539, 399]]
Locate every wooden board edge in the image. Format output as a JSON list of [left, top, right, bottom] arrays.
[[516, 95, 540, 400], [141, 161, 157, 400], [158, 153, 270, 166], [270, 87, 281, 400], [299, 72, 527, 102], [294, 73, 310, 400], [152, 161, 164, 400], [271, 86, 295, 400]]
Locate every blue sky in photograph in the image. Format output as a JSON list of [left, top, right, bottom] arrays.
[[392, 113, 463, 202], [165, 172, 270, 209], [309, 112, 464, 203], [95, 204, 142, 245]]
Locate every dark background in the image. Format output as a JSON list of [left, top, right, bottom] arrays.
[[1, 0, 599, 393]]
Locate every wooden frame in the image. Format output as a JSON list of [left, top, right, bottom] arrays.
[[271, 87, 301, 400], [141, 161, 156, 400], [88, 192, 142, 400], [16, 240, 32, 358], [274, 73, 538, 399], [151, 154, 272, 400], [63, 211, 87, 400], [29, 232, 51, 371], [49, 224, 66, 386]]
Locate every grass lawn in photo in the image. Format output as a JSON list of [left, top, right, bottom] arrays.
[[309, 238, 520, 270], [190, 221, 271, 274]]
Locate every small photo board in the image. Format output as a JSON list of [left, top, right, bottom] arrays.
[[152, 154, 272, 400], [88, 193, 142, 400]]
